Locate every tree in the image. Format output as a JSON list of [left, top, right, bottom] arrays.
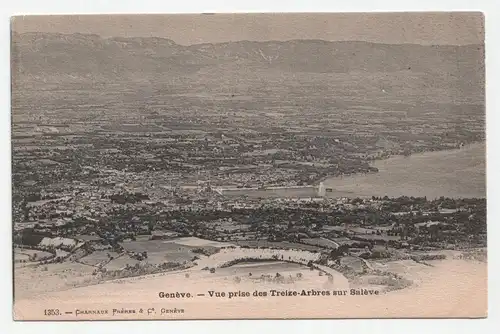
[[148, 220, 155, 232], [329, 245, 349, 259]]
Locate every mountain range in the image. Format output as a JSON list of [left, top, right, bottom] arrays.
[[11, 32, 485, 104]]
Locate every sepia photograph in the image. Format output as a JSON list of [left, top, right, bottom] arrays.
[[10, 12, 487, 320]]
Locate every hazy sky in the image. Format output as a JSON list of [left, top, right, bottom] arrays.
[[12, 12, 484, 45]]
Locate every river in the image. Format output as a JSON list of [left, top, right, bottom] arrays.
[[323, 142, 486, 199]]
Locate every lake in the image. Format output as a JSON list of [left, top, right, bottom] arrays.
[[323, 142, 486, 199]]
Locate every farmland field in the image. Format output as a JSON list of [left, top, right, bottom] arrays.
[[214, 261, 322, 280], [212, 223, 251, 232], [120, 240, 198, 253], [235, 240, 322, 252], [14, 249, 54, 262], [79, 251, 121, 267], [104, 255, 141, 271], [119, 238, 220, 265], [339, 256, 367, 273], [145, 250, 195, 265], [301, 237, 340, 249], [171, 237, 235, 248], [353, 234, 401, 242]]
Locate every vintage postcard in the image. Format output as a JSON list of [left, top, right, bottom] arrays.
[[11, 13, 486, 320]]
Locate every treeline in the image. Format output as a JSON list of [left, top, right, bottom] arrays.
[[108, 192, 150, 204]]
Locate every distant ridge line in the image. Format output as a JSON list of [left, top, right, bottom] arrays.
[[11, 31, 485, 48]]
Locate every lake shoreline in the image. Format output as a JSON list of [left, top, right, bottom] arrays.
[[221, 142, 485, 200], [317, 141, 486, 183], [321, 141, 485, 199], [372, 141, 485, 165]]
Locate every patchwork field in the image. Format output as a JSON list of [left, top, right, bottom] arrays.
[[78, 250, 121, 267], [210, 222, 252, 233], [211, 261, 329, 286], [120, 240, 200, 265], [235, 240, 322, 252], [172, 237, 236, 248], [104, 255, 141, 271], [120, 240, 196, 253], [339, 256, 368, 273], [14, 249, 54, 263], [301, 237, 340, 249]]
